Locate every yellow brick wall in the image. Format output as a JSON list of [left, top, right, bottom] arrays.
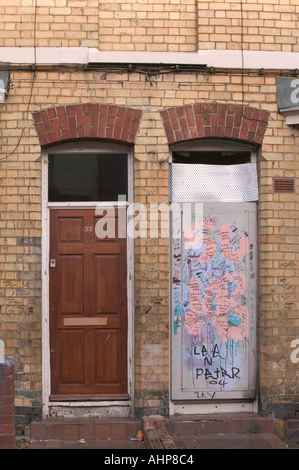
[[98, 0, 197, 52], [0, 0, 99, 48], [197, 0, 299, 52], [1, 0, 298, 52], [0, 66, 298, 415]]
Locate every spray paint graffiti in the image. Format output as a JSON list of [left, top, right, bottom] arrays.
[[184, 221, 249, 341], [172, 206, 257, 399]]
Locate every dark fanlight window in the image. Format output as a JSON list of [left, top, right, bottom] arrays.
[[172, 150, 251, 165], [48, 153, 128, 202]]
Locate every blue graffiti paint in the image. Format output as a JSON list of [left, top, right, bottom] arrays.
[[173, 305, 181, 335], [228, 314, 242, 327]]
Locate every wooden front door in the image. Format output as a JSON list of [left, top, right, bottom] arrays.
[[49, 209, 128, 399]]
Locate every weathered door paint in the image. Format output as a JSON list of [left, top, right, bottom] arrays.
[[49, 209, 128, 399], [171, 203, 257, 401]]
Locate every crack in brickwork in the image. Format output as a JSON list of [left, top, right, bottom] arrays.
[[160, 103, 269, 146]]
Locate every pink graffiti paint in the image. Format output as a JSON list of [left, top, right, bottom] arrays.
[[184, 221, 217, 262], [183, 220, 250, 340], [185, 279, 202, 336], [185, 221, 249, 263], [220, 223, 249, 262], [185, 273, 249, 341]]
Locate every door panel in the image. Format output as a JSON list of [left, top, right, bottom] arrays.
[[59, 217, 84, 243], [171, 203, 257, 401], [95, 330, 119, 384], [95, 255, 119, 313], [60, 256, 84, 314], [50, 209, 128, 398], [60, 330, 84, 384]]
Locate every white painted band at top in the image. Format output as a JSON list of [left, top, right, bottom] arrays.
[[0, 47, 299, 70]]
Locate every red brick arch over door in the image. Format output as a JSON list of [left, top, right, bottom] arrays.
[[32, 104, 142, 147], [160, 103, 269, 146]]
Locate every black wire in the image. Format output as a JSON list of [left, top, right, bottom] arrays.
[[0, 62, 296, 78], [0, 0, 37, 162]]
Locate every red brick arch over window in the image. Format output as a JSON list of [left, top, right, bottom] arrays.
[[32, 104, 142, 147], [160, 103, 269, 146]]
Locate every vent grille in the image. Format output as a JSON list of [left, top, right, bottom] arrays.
[[273, 177, 295, 194]]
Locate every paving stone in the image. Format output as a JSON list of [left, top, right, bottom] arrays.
[[94, 423, 111, 440], [78, 424, 95, 441], [181, 437, 204, 449]]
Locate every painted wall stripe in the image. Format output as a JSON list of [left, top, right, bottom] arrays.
[[0, 47, 299, 70]]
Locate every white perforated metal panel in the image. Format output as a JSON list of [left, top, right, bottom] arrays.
[[171, 163, 258, 203]]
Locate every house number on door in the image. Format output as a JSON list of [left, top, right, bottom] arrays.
[[84, 226, 93, 232]]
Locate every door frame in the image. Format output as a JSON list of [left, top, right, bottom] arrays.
[[168, 140, 259, 415], [41, 142, 134, 418]]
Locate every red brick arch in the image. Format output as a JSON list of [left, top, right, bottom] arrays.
[[32, 104, 142, 147], [160, 103, 269, 146]]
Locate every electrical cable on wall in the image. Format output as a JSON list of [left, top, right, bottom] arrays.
[[0, 0, 37, 162]]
